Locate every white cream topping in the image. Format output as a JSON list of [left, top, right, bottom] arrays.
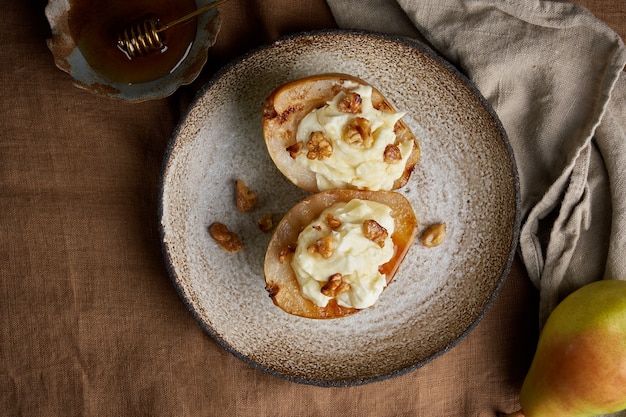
[[295, 82, 413, 191], [291, 199, 395, 309]]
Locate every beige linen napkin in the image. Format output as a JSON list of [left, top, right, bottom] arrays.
[[326, 0, 626, 328]]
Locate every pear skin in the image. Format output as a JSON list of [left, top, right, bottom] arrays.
[[517, 279, 626, 417]]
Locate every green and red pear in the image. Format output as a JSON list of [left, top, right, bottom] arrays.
[[504, 279, 626, 417]]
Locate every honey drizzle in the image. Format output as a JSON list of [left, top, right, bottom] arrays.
[[68, 0, 198, 84]]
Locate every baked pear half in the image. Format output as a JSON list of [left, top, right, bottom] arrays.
[[264, 189, 418, 319], [262, 73, 420, 192]]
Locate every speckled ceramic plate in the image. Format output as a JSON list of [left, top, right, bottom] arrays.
[[45, 0, 221, 101], [159, 30, 520, 386]]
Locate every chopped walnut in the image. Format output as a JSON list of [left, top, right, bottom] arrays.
[[383, 144, 402, 163], [306, 131, 333, 160], [235, 179, 258, 212], [307, 235, 334, 259], [321, 273, 351, 297], [344, 117, 373, 148], [421, 222, 447, 248], [257, 213, 274, 233], [278, 244, 296, 264], [338, 92, 363, 114], [286, 142, 302, 159], [325, 213, 342, 230], [208, 222, 243, 253], [362, 219, 388, 248]]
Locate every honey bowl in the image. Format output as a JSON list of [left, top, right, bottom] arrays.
[[45, 0, 222, 101]]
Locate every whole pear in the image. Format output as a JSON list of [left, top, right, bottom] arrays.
[[516, 279, 626, 417]]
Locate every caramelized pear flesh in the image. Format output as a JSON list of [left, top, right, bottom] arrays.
[[516, 280, 626, 417], [264, 189, 418, 319]]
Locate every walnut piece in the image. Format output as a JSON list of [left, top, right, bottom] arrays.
[[321, 273, 351, 297], [383, 144, 402, 163], [344, 117, 373, 148], [338, 92, 363, 114], [362, 219, 388, 248], [286, 142, 302, 159], [278, 245, 296, 264], [307, 235, 334, 259], [235, 179, 258, 212], [325, 213, 342, 230], [209, 222, 243, 253], [421, 222, 446, 248], [257, 213, 274, 233], [306, 131, 333, 160]]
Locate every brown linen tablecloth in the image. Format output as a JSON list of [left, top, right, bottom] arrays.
[[0, 1, 623, 416]]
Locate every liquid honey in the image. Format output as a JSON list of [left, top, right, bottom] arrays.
[[69, 0, 198, 85]]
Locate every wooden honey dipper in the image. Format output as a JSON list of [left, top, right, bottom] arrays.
[[117, 0, 230, 59]]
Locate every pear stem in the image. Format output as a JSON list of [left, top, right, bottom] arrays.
[[499, 410, 525, 417]]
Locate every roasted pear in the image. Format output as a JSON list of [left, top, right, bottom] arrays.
[[264, 189, 418, 319], [504, 279, 626, 417], [262, 73, 420, 192]]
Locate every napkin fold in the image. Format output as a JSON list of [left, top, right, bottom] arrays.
[[326, 0, 626, 329]]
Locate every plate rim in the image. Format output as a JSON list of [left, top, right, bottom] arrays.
[[157, 28, 521, 387]]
